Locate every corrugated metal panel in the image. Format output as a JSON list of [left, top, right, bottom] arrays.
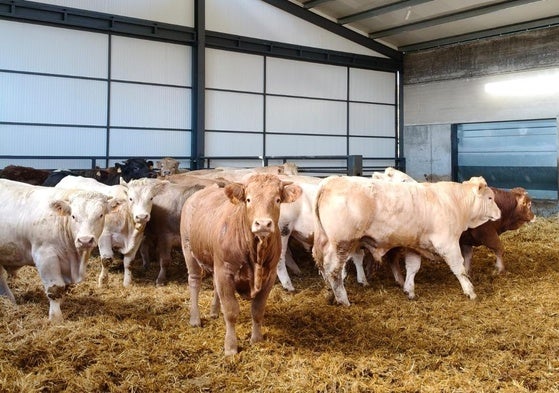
[[457, 119, 558, 199]]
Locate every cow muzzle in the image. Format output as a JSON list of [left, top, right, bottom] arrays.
[[134, 213, 150, 225], [251, 218, 274, 237], [76, 235, 97, 250]]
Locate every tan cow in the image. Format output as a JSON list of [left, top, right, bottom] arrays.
[[185, 163, 299, 182], [312, 176, 501, 306], [55, 176, 168, 286], [0, 179, 121, 321], [156, 157, 183, 177], [180, 174, 301, 355]]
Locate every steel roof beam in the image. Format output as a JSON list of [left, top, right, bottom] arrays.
[[369, 0, 543, 39], [303, 0, 335, 9], [400, 14, 559, 52], [338, 0, 435, 25]]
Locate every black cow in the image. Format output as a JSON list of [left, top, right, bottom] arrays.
[[42, 158, 156, 186]]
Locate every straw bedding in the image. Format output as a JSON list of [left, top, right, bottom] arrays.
[[1, 216, 559, 392]]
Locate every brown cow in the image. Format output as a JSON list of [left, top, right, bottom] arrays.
[[155, 157, 183, 177], [0, 165, 50, 185], [180, 174, 301, 355], [460, 187, 535, 274]]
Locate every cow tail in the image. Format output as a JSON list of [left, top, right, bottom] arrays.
[[312, 183, 328, 269]]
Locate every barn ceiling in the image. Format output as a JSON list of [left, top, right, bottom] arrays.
[[273, 0, 559, 55]]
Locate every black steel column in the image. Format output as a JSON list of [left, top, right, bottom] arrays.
[[191, 0, 205, 169]]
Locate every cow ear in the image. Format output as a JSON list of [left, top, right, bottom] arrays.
[[224, 182, 245, 204], [119, 177, 128, 186], [107, 197, 125, 213], [50, 200, 71, 216], [281, 182, 302, 203]]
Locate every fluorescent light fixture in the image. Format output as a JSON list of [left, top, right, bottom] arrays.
[[485, 72, 559, 97]]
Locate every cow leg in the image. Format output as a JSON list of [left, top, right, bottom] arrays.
[[34, 252, 66, 322], [155, 237, 172, 286], [139, 240, 151, 271], [322, 243, 351, 306], [250, 272, 276, 345], [210, 288, 220, 318], [97, 233, 114, 287], [385, 249, 405, 287], [349, 249, 369, 286], [0, 266, 16, 304], [403, 253, 421, 300], [460, 244, 474, 275], [285, 248, 302, 276], [276, 234, 295, 291], [122, 236, 144, 287], [214, 270, 240, 356], [182, 242, 203, 327], [442, 246, 477, 300]]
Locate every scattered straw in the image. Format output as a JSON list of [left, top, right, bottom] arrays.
[[1, 218, 559, 392]]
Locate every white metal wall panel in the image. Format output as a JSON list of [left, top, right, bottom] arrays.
[[206, 49, 263, 92], [109, 129, 191, 157], [350, 69, 395, 104], [0, 125, 106, 156], [267, 58, 347, 100], [349, 137, 395, 157], [110, 83, 190, 129], [206, 91, 263, 132], [1, 73, 107, 125], [205, 132, 263, 156], [266, 135, 346, 156], [349, 103, 395, 137], [0, 20, 107, 78], [111, 36, 191, 86], [266, 97, 346, 135], [34, 0, 194, 27], [206, 0, 384, 57]]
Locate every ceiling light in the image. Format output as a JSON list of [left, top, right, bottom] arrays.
[[484, 72, 559, 97]]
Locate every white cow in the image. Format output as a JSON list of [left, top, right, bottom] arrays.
[[313, 176, 501, 306], [277, 168, 415, 291], [55, 176, 167, 286], [0, 179, 121, 322]]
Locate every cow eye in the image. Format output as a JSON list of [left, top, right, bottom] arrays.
[[129, 197, 133, 202], [71, 215, 76, 220], [246, 198, 251, 203], [275, 197, 281, 204]]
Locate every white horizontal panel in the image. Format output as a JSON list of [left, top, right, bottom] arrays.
[[0, 125, 106, 156], [267, 97, 346, 135], [0, 20, 108, 78], [112, 36, 191, 86], [0, 158, 101, 170], [207, 0, 385, 57], [267, 58, 347, 99], [350, 69, 396, 104], [349, 137, 395, 157], [205, 132, 263, 156], [109, 129, 191, 157], [349, 103, 396, 137], [206, 91, 263, 132], [208, 159, 265, 168], [1, 73, 107, 125], [110, 83, 190, 129], [206, 49, 263, 92], [266, 135, 347, 156], [34, 0, 194, 27]]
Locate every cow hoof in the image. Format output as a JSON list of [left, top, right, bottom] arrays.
[[467, 292, 478, 300], [224, 348, 238, 356]]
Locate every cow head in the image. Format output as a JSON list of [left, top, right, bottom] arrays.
[[156, 157, 180, 177], [511, 187, 536, 224], [224, 174, 302, 238], [116, 158, 157, 182], [465, 176, 501, 228], [120, 178, 168, 228], [50, 191, 123, 252]]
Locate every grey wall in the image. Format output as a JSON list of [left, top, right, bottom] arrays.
[[403, 26, 559, 182]]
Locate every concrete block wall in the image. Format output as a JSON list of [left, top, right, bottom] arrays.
[[403, 26, 559, 182]]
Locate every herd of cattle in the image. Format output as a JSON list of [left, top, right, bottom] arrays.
[[0, 157, 535, 355]]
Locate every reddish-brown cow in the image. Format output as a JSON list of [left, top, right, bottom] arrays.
[[0, 165, 50, 185], [460, 187, 535, 274], [180, 174, 301, 355]]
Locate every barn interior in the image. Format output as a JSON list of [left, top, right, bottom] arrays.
[[1, 0, 559, 391]]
